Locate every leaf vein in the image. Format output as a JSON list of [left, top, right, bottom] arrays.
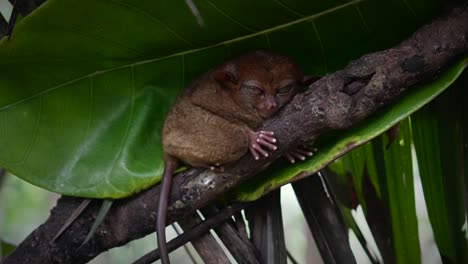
[[309, 21, 328, 72], [104, 66, 136, 189], [273, 0, 305, 17], [33, 23, 143, 56], [265, 33, 272, 49], [354, 5, 375, 48], [401, 0, 418, 19], [3, 111, 7, 139], [205, 0, 256, 32], [22, 95, 44, 166], [108, 0, 195, 47]]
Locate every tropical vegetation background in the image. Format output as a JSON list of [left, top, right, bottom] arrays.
[[0, 0, 467, 263]]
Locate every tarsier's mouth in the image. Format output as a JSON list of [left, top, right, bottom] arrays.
[[259, 109, 278, 119]]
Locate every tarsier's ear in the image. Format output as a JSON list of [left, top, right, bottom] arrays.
[[214, 63, 239, 88], [302, 75, 321, 87]]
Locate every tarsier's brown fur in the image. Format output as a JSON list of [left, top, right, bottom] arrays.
[[158, 51, 315, 264]]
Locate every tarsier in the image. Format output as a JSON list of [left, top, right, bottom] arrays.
[[158, 51, 317, 263]]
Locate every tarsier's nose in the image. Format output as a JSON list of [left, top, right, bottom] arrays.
[[265, 96, 278, 110], [260, 96, 279, 118]]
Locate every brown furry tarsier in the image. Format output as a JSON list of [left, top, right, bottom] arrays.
[[158, 51, 318, 263]]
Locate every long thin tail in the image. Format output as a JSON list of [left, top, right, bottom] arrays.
[[157, 155, 178, 264]]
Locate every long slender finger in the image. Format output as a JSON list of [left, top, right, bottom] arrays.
[[303, 146, 318, 152], [259, 130, 274, 136], [249, 147, 260, 160], [256, 138, 277, 150], [252, 144, 269, 157], [301, 144, 318, 152], [291, 151, 306, 161], [285, 153, 295, 163], [294, 148, 314, 156], [259, 133, 277, 143]]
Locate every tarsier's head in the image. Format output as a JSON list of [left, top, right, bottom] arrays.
[[214, 51, 316, 119]]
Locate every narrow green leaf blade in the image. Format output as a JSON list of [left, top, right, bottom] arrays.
[[331, 120, 420, 263], [53, 199, 91, 242], [81, 199, 113, 247], [380, 119, 420, 264], [411, 72, 468, 263]]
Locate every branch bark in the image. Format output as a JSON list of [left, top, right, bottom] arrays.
[[3, 4, 468, 264]]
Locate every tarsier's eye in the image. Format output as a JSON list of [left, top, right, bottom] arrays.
[[244, 85, 263, 95], [277, 84, 294, 95]]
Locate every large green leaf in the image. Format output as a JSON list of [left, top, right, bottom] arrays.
[[231, 58, 467, 201], [0, 0, 442, 198]]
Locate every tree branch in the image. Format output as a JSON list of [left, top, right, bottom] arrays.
[[3, 4, 467, 264]]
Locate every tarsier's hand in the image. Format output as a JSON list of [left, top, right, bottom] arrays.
[[284, 143, 317, 163], [249, 130, 277, 160]]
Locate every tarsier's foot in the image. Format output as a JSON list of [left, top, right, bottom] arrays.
[[285, 143, 317, 163], [249, 130, 277, 160]]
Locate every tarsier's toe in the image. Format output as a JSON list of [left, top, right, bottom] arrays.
[[285, 151, 305, 163], [285, 144, 317, 163], [285, 153, 296, 163]]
